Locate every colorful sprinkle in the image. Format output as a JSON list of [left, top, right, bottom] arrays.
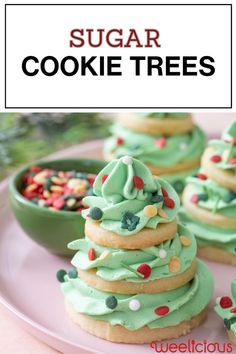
[[173, 180, 185, 193], [229, 158, 236, 165], [116, 136, 123, 145], [220, 296, 233, 309], [133, 176, 144, 190], [52, 199, 65, 210], [196, 173, 207, 180], [121, 212, 140, 231], [210, 155, 222, 163], [198, 193, 208, 202], [190, 194, 199, 204], [122, 156, 133, 165], [105, 296, 118, 309], [143, 205, 158, 217], [158, 249, 167, 259], [68, 268, 78, 279], [137, 263, 152, 279], [90, 207, 103, 220], [56, 269, 67, 283], [163, 197, 175, 209], [158, 208, 169, 219], [230, 307, 236, 313], [101, 174, 108, 184], [88, 248, 96, 261], [161, 188, 168, 198], [155, 306, 170, 316], [180, 235, 192, 247], [151, 194, 164, 203], [169, 256, 181, 273], [129, 299, 141, 311], [155, 137, 167, 148]]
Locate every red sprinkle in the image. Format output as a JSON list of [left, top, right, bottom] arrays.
[[220, 296, 233, 309], [88, 248, 96, 261], [116, 137, 123, 145], [155, 306, 170, 316], [155, 137, 167, 148], [133, 176, 144, 190], [229, 158, 236, 165], [88, 176, 96, 186], [196, 173, 207, 180], [164, 197, 175, 209], [52, 199, 65, 210], [29, 165, 42, 173], [230, 307, 236, 313], [101, 174, 108, 184], [137, 263, 151, 279], [210, 155, 222, 163], [161, 187, 169, 198], [233, 138, 236, 146], [190, 194, 199, 204]]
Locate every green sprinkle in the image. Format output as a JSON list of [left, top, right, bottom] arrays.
[[56, 269, 67, 283], [105, 296, 118, 309]]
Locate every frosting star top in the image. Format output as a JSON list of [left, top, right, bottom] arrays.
[[82, 156, 180, 236], [207, 120, 236, 171], [215, 279, 236, 335]]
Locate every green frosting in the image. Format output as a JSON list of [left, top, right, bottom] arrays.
[[61, 260, 213, 330], [136, 113, 189, 119], [208, 120, 236, 171], [215, 279, 236, 335], [69, 224, 196, 283], [82, 156, 180, 236], [179, 207, 236, 255], [186, 175, 236, 217], [104, 125, 206, 168]]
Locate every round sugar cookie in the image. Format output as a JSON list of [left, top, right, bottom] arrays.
[[65, 300, 208, 344], [182, 185, 236, 230], [77, 259, 197, 294], [202, 147, 236, 193], [116, 113, 194, 136], [85, 219, 177, 249]]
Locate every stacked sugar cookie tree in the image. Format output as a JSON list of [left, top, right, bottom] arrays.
[[104, 113, 206, 193], [180, 120, 236, 265], [58, 156, 213, 343]]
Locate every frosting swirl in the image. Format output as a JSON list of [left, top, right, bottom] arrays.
[[61, 260, 213, 330], [104, 125, 206, 168], [69, 224, 196, 282], [208, 120, 236, 171], [82, 156, 180, 236]]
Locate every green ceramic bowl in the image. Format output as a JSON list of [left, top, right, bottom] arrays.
[[9, 158, 106, 256]]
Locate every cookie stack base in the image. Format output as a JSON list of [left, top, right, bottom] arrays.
[[65, 300, 208, 344]]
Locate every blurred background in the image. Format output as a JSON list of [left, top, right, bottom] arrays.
[[0, 112, 235, 181]]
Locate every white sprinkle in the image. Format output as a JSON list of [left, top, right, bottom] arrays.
[[129, 299, 141, 311], [179, 142, 188, 150], [38, 199, 46, 208], [122, 156, 133, 165], [159, 249, 167, 259], [215, 297, 221, 305]]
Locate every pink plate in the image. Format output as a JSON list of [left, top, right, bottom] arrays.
[[0, 140, 234, 354]]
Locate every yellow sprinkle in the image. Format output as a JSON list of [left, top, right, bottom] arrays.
[[51, 176, 66, 185], [33, 171, 47, 185], [169, 256, 181, 273], [43, 190, 51, 199], [74, 184, 86, 194], [158, 208, 168, 219], [143, 205, 158, 217], [99, 250, 110, 260], [180, 235, 192, 247], [50, 185, 63, 193], [25, 183, 37, 192]]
